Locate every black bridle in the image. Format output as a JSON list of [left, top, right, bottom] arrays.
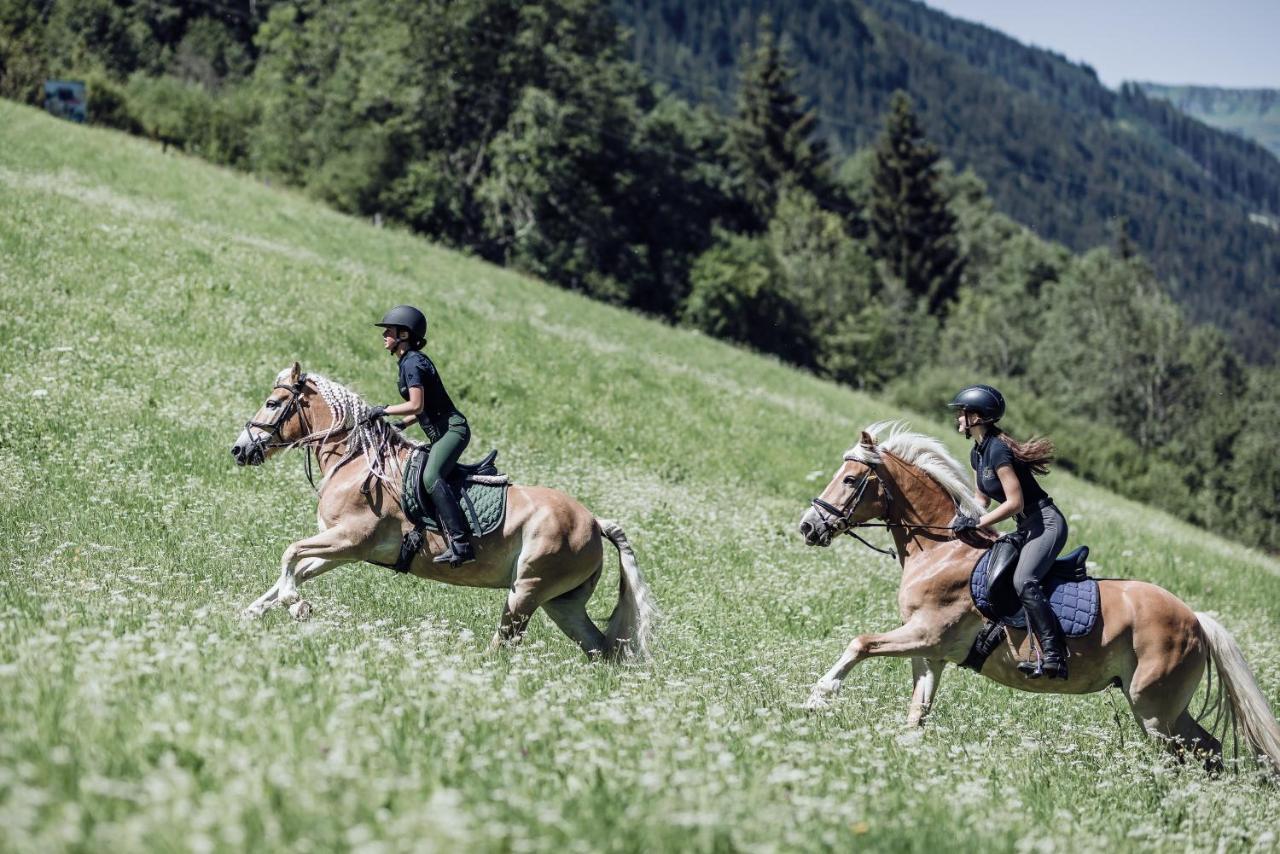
[[809, 459, 960, 558], [241, 375, 320, 488]]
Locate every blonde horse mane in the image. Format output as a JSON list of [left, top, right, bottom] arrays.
[[284, 368, 418, 489], [844, 421, 983, 519]]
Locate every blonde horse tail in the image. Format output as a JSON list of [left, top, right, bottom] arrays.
[[597, 519, 658, 662], [1196, 612, 1280, 779]]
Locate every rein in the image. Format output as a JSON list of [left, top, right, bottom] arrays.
[[809, 462, 960, 559], [243, 373, 407, 495]]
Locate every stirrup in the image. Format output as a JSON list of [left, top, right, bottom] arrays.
[[1040, 659, 1069, 680], [1017, 657, 1044, 679], [433, 540, 474, 567]]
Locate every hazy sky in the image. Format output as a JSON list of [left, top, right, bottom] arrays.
[[920, 1, 1280, 89]]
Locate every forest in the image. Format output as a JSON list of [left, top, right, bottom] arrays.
[[1, 0, 1276, 552]]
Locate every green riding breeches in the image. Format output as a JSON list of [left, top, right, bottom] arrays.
[[423, 414, 470, 491]]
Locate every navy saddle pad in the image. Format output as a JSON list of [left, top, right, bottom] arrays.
[[970, 550, 1100, 637]]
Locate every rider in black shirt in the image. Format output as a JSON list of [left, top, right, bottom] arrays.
[[368, 305, 475, 566], [950, 384, 1069, 679]]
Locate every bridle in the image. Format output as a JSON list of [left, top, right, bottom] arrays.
[[241, 375, 321, 487], [809, 458, 961, 558], [241, 373, 399, 494]]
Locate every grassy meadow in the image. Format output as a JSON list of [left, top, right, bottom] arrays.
[[2, 100, 1279, 851]]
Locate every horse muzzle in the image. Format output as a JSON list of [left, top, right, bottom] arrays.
[[798, 509, 834, 547], [230, 433, 266, 466]]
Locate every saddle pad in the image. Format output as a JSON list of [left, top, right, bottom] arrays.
[[401, 450, 509, 538], [970, 550, 1100, 638]]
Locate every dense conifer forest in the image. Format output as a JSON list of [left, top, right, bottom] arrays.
[[1, 0, 1277, 551], [614, 0, 1280, 364]]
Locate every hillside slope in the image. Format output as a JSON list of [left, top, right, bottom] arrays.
[[1136, 83, 1280, 160], [614, 0, 1280, 362], [2, 102, 1278, 850]]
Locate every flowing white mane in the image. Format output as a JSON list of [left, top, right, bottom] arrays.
[[844, 421, 983, 518], [281, 368, 417, 487]]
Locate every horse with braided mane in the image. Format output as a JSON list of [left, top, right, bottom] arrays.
[[231, 363, 657, 661]]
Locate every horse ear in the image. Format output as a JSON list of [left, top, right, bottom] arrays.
[[290, 362, 301, 385], [860, 430, 877, 448]]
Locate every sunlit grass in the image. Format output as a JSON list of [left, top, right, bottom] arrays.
[[2, 101, 1278, 851]]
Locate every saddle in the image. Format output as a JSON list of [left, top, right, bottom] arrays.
[[399, 448, 510, 538], [970, 536, 1100, 638]]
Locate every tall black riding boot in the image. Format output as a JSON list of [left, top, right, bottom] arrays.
[[429, 481, 475, 566], [1017, 581, 1069, 680]]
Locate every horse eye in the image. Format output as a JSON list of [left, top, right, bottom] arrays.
[[266, 399, 280, 409], [843, 476, 856, 486]]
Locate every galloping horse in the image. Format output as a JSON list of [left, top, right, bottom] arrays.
[[231, 363, 657, 660], [798, 422, 1280, 776]]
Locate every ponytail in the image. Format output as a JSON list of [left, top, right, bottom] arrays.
[[992, 426, 1054, 475]]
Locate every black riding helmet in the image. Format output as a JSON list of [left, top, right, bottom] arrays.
[[947, 384, 1006, 423], [374, 305, 428, 350]]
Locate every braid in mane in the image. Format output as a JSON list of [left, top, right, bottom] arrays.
[[305, 373, 419, 489]]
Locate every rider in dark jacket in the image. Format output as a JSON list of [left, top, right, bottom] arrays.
[[949, 384, 1068, 679], [369, 305, 474, 566]]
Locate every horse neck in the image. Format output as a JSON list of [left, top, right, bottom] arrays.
[[879, 452, 962, 562], [301, 388, 409, 481]]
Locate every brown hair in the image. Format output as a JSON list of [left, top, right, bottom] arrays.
[[992, 427, 1054, 476]]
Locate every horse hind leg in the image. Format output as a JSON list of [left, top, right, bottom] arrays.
[[490, 580, 544, 651], [542, 570, 607, 660], [1127, 645, 1218, 770]]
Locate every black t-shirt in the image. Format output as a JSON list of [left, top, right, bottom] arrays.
[[970, 434, 1048, 505], [397, 350, 461, 426]]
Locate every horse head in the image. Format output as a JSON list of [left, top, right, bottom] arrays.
[[231, 362, 316, 466], [799, 430, 893, 547]]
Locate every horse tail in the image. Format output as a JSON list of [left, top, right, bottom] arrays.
[[1196, 612, 1280, 779], [597, 519, 658, 662]]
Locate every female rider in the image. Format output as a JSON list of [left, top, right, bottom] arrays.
[[368, 305, 474, 566], [948, 384, 1068, 679]]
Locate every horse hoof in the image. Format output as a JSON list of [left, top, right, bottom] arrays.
[[289, 600, 312, 621], [241, 605, 265, 621], [804, 683, 838, 711], [804, 695, 832, 712]]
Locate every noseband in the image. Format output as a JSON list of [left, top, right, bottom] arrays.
[[243, 375, 312, 457], [809, 458, 960, 558], [809, 465, 898, 556]]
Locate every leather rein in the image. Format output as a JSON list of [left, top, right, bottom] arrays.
[[809, 461, 960, 559], [242, 374, 398, 495], [242, 375, 324, 489]]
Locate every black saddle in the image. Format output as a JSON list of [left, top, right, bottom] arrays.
[[986, 534, 1089, 617], [448, 449, 499, 485]]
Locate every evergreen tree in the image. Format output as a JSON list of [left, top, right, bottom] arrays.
[[724, 15, 833, 231], [868, 91, 964, 314]]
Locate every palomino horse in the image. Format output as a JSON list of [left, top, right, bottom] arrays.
[[230, 363, 657, 660], [798, 422, 1280, 776]]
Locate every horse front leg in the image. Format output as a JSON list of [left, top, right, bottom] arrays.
[[259, 524, 360, 612], [907, 657, 947, 727], [805, 619, 940, 710]]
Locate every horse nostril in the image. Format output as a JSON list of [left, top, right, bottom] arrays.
[[231, 445, 242, 458], [800, 521, 813, 537]]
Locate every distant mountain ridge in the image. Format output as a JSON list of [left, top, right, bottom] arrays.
[[613, 0, 1280, 363], [1134, 83, 1280, 160]]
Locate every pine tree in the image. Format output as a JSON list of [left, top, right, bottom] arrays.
[[869, 91, 964, 314], [724, 15, 833, 231]]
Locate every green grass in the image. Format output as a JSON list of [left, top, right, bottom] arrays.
[[2, 100, 1278, 852]]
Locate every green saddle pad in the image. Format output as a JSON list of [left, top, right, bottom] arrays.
[[401, 448, 509, 537]]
